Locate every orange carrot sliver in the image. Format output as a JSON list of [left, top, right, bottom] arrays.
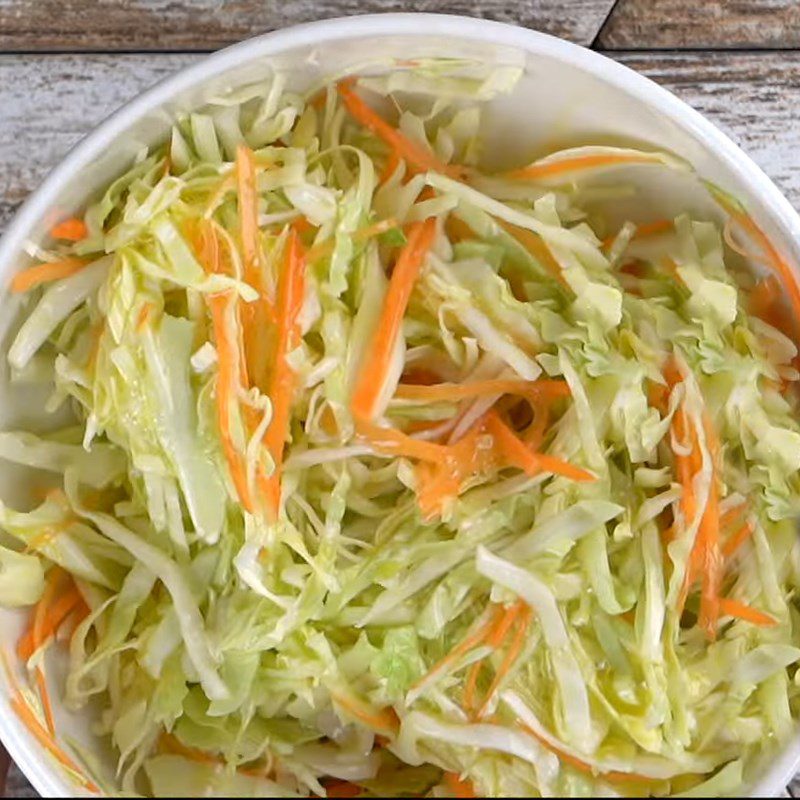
[[519, 723, 653, 785], [330, 691, 400, 737], [395, 379, 569, 404], [718, 597, 777, 627], [17, 585, 83, 662], [35, 669, 55, 736], [337, 80, 463, 179], [495, 219, 566, 286], [351, 217, 437, 420], [50, 218, 88, 242], [444, 772, 476, 798], [262, 230, 306, 518], [355, 418, 449, 462], [11, 695, 97, 791], [208, 293, 254, 513], [507, 153, 662, 182], [476, 606, 532, 720], [601, 218, 673, 250], [485, 412, 595, 482], [722, 520, 755, 559], [10, 258, 88, 293]]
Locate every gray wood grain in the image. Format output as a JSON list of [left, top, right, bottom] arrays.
[[3, 50, 800, 238], [599, 0, 800, 50], [0, 0, 617, 51], [5, 764, 36, 799]]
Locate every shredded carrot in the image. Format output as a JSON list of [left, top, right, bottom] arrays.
[[325, 779, 362, 798], [10, 257, 89, 293], [305, 217, 399, 263], [235, 145, 276, 391], [330, 691, 400, 737], [414, 608, 502, 692], [718, 597, 777, 627], [35, 669, 55, 736], [507, 152, 663, 182], [718, 194, 800, 341], [351, 217, 437, 420], [395, 379, 569, 404], [400, 368, 442, 386], [207, 293, 254, 513], [136, 302, 154, 333], [159, 732, 222, 765], [354, 417, 449, 462], [261, 230, 306, 517], [337, 80, 464, 179], [696, 417, 722, 640], [601, 218, 673, 251], [445, 215, 476, 244], [722, 519, 755, 559], [50, 218, 88, 242], [522, 404, 550, 451], [444, 772, 476, 798], [475, 606, 532, 720], [462, 660, 483, 715], [10, 694, 98, 791], [719, 501, 747, 531], [485, 411, 596, 482], [379, 150, 401, 185], [17, 584, 83, 662], [518, 723, 653, 785], [495, 219, 566, 286]]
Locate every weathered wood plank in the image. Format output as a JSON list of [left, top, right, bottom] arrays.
[[0, 0, 617, 52], [598, 0, 800, 50], [5, 764, 35, 799], [2, 51, 800, 238]]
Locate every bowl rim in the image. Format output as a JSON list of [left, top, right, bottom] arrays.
[[1, 11, 799, 797]]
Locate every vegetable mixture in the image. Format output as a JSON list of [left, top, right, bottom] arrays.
[[2, 60, 800, 797]]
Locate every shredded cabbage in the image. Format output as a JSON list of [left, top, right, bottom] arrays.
[[1, 58, 800, 798]]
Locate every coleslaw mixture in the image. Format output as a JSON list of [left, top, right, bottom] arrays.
[[1, 60, 800, 797]]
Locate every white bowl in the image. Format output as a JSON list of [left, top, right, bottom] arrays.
[[0, 13, 799, 797]]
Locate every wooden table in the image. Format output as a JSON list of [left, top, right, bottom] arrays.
[[0, 0, 798, 796]]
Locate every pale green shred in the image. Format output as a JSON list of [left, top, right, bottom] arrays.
[[1, 57, 799, 798]]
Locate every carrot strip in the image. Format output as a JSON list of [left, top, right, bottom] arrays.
[[486, 600, 526, 648], [208, 293, 254, 513], [720, 502, 747, 531], [519, 723, 653, 785], [351, 217, 437, 420], [337, 80, 463, 179], [717, 194, 800, 341], [414, 608, 501, 692], [444, 772, 476, 798], [485, 412, 595, 482], [50, 218, 88, 242], [394, 379, 569, 404], [601, 219, 673, 250], [495, 219, 566, 286], [159, 732, 222, 765], [722, 520, 755, 559], [379, 150, 401, 185], [462, 661, 483, 715], [10, 258, 88, 293], [476, 606, 532, 720], [305, 217, 398, 263], [262, 230, 306, 517], [325, 780, 362, 798], [35, 669, 55, 736], [507, 152, 664, 182], [354, 418, 449, 462], [697, 418, 721, 640], [330, 691, 400, 737], [10, 695, 98, 790], [17, 585, 82, 662], [718, 597, 777, 627]]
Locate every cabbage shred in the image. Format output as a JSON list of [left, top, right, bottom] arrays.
[[2, 60, 800, 797]]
